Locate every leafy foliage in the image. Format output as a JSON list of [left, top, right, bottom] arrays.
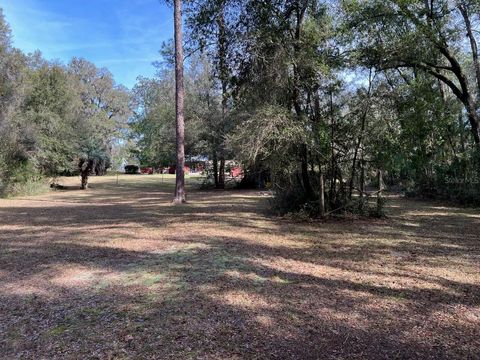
[[2, 1, 480, 208], [0, 10, 130, 194]]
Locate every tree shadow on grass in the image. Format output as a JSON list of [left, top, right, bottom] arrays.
[[0, 186, 479, 358], [1, 234, 479, 359]]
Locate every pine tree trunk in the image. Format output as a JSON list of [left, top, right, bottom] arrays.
[[329, 91, 337, 205], [173, 0, 186, 204], [217, 5, 228, 190]]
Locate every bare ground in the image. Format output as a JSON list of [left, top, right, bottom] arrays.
[[0, 175, 479, 359]]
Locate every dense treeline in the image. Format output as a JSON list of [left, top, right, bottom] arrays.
[[133, 0, 480, 214], [0, 9, 129, 195], [2, 1, 479, 212]]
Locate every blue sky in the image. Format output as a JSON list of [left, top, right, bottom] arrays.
[[1, 0, 173, 88]]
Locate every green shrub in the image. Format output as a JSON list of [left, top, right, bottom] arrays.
[[5, 178, 49, 197], [270, 182, 311, 216], [0, 161, 48, 197]]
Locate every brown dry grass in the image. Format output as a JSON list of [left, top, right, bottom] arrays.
[[0, 174, 479, 359]]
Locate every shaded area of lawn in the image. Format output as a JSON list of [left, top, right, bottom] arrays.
[[0, 175, 479, 359]]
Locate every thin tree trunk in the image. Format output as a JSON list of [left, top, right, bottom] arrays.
[[360, 155, 365, 199], [378, 169, 384, 193], [291, 2, 313, 199], [218, 158, 225, 188], [349, 140, 361, 199], [377, 169, 384, 214], [349, 68, 373, 199], [336, 162, 346, 203], [459, 112, 466, 153], [459, 4, 480, 104], [213, 151, 219, 188], [467, 110, 480, 145], [173, 0, 186, 204], [217, 4, 228, 190], [329, 91, 337, 205], [301, 145, 314, 198], [319, 164, 325, 218]]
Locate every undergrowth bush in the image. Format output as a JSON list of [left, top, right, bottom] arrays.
[[273, 184, 387, 219], [4, 178, 49, 197], [0, 161, 49, 197]]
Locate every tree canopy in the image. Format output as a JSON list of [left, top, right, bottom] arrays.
[[1, 1, 479, 210], [0, 9, 130, 193]]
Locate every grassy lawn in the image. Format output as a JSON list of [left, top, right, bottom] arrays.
[[0, 175, 479, 359]]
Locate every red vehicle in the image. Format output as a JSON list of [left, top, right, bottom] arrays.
[[168, 165, 190, 174], [141, 167, 154, 175], [230, 166, 243, 178]]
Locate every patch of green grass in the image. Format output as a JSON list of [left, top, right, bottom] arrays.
[[271, 275, 292, 284], [145, 292, 159, 303], [93, 279, 112, 290], [49, 325, 68, 336], [123, 271, 165, 287], [252, 274, 269, 283], [141, 273, 165, 286], [110, 233, 128, 239], [387, 292, 406, 301]]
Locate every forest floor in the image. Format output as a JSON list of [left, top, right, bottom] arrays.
[[0, 174, 479, 359]]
